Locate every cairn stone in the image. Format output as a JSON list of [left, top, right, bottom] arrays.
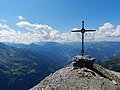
[[73, 55, 95, 69]]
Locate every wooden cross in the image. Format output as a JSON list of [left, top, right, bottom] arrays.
[[71, 21, 96, 56]]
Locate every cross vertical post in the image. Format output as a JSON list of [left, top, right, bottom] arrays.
[[81, 31, 84, 56], [81, 21, 84, 56], [82, 21, 84, 29], [71, 21, 96, 56]]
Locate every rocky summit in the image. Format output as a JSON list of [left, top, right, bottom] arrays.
[[30, 61, 120, 90]]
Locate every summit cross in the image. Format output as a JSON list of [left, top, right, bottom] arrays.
[[71, 21, 96, 56]]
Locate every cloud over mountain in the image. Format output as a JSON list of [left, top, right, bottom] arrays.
[[16, 21, 80, 43], [0, 16, 119, 44], [95, 22, 120, 41]]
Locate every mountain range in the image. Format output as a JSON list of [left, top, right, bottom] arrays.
[[7, 41, 120, 60], [0, 42, 68, 90], [0, 41, 120, 90]]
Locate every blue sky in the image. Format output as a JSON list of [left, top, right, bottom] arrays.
[[0, 0, 120, 31], [0, 0, 120, 43]]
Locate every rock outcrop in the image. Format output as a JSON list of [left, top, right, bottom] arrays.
[[30, 57, 120, 90]]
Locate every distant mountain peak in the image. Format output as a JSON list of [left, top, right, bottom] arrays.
[[30, 59, 120, 90]]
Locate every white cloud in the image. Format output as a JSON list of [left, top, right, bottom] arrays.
[[111, 25, 120, 37], [16, 21, 52, 33], [16, 21, 83, 43], [0, 20, 7, 22], [71, 22, 120, 42], [0, 24, 9, 29], [97, 23, 114, 37], [94, 22, 120, 41], [18, 15, 25, 21], [0, 19, 120, 44], [0, 23, 41, 44], [72, 27, 80, 31]]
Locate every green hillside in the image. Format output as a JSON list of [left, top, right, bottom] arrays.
[[98, 55, 120, 72], [0, 42, 66, 90]]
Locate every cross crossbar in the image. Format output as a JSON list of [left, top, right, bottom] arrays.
[[71, 21, 96, 56]]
